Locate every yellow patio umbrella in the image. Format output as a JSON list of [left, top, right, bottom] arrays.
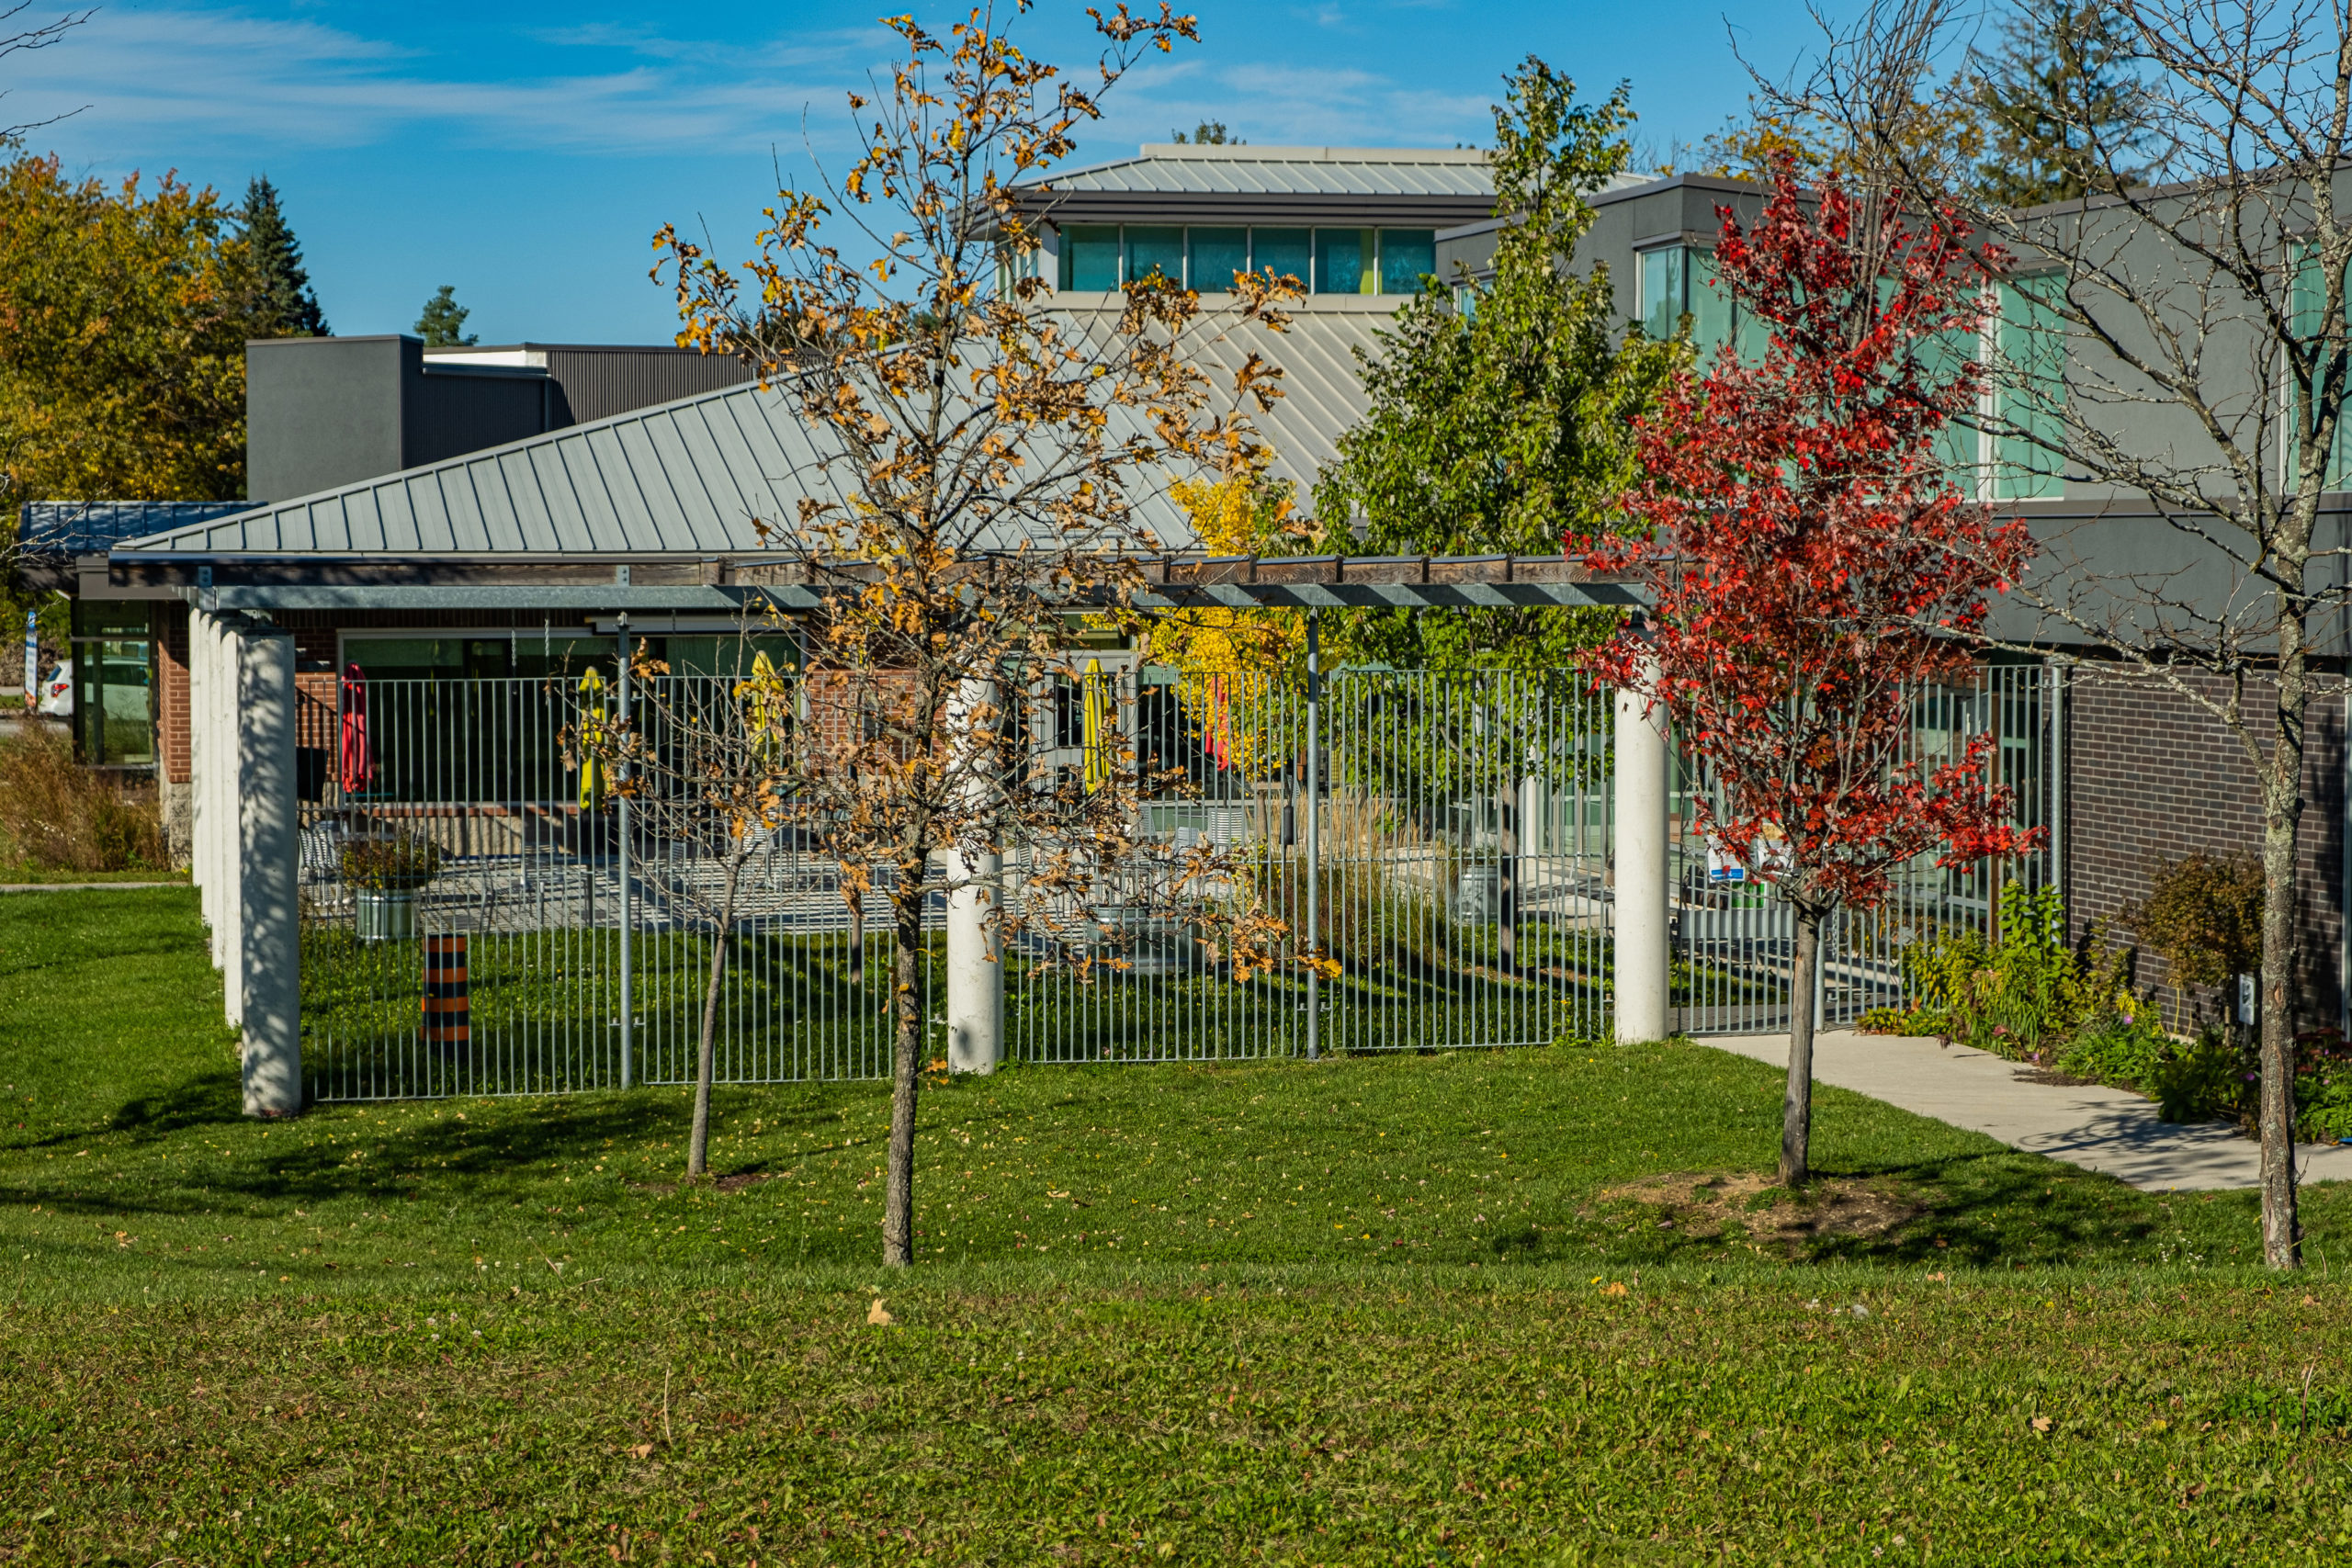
[[1081, 658, 1108, 794]]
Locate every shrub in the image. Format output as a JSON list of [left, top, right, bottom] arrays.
[[2053, 1005, 2169, 1088], [1890, 883, 2132, 1060], [0, 722, 164, 872], [2148, 1026, 2252, 1125], [2294, 1029, 2352, 1143], [339, 835, 441, 890], [2130, 851, 2262, 1031]]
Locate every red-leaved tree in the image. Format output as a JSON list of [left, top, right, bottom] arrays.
[[1584, 155, 2041, 1187]]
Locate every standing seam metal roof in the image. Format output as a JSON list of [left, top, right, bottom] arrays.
[[1017, 143, 1494, 200], [112, 302, 1405, 559]]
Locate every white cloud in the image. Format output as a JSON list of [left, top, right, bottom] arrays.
[[1095, 58, 1492, 151], [6, 6, 897, 157]]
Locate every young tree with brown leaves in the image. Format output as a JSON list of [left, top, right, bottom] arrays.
[[654, 2, 1301, 1268]]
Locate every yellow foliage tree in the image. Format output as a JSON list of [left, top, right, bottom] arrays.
[[0, 150, 264, 513]]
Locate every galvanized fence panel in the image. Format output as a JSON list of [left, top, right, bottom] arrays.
[[1669, 663, 2061, 1035], [1003, 666, 1616, 1062], [300, 673, 922, 1101]]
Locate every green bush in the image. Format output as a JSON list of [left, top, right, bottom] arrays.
[[338, 834, 441, 890], [2295, 1030, 2352, 1143], [1891, 883, 2131, 1060], [2053, 1005, 2170, 1088], [2148, 1026, 2251, 1125]]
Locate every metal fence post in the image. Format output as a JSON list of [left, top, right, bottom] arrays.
[[1306, 609, 1320, 1062], [616, 615, 633, 1090]]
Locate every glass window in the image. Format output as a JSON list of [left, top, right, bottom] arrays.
[[1687, 250, 1733, 361], [511, 635, 621, 682], [1378, 229, 1435, 293], [1996, 277, 2066, 499], [1638, 245, 1684, 340], [1125, 225, 1183, 287], [1251, 228, 1311, 291], [1314, 229, 1375, 294], [2290, 243, 2350, 487], [72, 637, 153, 766], [662, 635, 802, 679], [345, 637, 465, 683], [1060, 225, 1121, 291], [1188, 227, 1249, 294]]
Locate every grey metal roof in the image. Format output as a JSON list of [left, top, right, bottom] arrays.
[[1028, 143, 1494, 201], [111, 302, 1405, 560]]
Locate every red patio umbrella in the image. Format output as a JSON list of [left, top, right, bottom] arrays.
[[338, 662, 372, 795]]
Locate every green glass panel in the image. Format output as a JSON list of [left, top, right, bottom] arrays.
[[1996, 277, 2066, 499], [2290, 243, 2351, 486], [1638, 246, 1684, 340], [1314, 229, 1374, 294], [71, 600, 149, 637], [510, 636, 617, 681], [662, 636, 801, 679], [1061, 225, 1121, 290], [1188, 227, 1249, 294], [1378, 229, 1435, 293], [1251, 228, 1311, 291], [1688, 250, 1733, 361], [1125, 225, 1183, 287]]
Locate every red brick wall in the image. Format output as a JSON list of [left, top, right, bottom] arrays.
[[2065, 670, 2346, 1032], [157, 602, 191, 784]]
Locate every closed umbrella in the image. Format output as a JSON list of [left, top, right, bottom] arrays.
[[577, 668, 608, 812], [337, 662, 371, 795], [1081, 658, 1108, 794]]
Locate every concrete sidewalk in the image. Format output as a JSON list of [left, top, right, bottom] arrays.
[[1704, 1030, 2352, 1192]]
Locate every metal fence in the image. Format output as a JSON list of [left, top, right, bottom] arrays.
[[1669, 662, 2062, 1035], [296, 664, 1617, 1100], [293, 658, 2061, 1100]]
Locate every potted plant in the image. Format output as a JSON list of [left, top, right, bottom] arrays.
[[341, 834, 440, 942]]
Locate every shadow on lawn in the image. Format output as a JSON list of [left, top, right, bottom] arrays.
[[5, 1067, 1040, 1226], [1550, 1151, 2181, 1271]]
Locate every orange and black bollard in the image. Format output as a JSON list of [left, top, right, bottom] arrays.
[[423, 934, 470, 1053]]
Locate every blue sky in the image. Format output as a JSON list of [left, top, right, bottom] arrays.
[[6, 0, 1868, 344]]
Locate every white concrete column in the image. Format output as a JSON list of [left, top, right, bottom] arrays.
[[236, 624, 301, 1116], [945, 675, 1003, 1074], [1612, 685, 1672, 1043]]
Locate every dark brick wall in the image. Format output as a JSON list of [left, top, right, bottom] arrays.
[[2065, 670, 2346, 1032]]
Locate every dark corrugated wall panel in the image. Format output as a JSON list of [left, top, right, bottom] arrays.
[[545, 348, 755, 425]]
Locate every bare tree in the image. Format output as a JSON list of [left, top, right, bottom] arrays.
[[654, 3, 1306, 1267], [0, 4, 91, 140], [1759, 0, 2352, 1269]]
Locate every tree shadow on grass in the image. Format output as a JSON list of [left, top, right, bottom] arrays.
[[1552, 1150, 2187, 1272], [4, 1066, 1046, 1224]]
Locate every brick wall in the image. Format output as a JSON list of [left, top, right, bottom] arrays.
[[157, 601, 191, 785], [2065, 670, 2346, 1032]]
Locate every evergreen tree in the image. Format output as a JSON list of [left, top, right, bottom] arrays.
[[236, 176, 328, 337], [415, 284, 477, 347], [1973, 3, 2161, 207]]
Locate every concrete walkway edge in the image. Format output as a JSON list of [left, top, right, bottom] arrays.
[[1701, 1029, 2352, 1192]]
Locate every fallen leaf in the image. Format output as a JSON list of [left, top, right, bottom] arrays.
[[627, 1443, 653, 1460], [2030, 1416, 2052, 1434], [1600, 1282, 1628, 1297], [867, 1298, 894, 1326]]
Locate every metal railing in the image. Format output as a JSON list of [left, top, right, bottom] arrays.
[[1669, 662, 2062, 1035]]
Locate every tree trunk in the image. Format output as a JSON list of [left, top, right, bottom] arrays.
[[2258, 791, 2303, 1269], [1780, 905, 1824, 1189], [846, 883, 865, 987], [882, 884, 925, 1267], [685, 854, 742, 1180]]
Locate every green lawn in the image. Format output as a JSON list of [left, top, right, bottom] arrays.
[[6, 888, 2352, 1563]]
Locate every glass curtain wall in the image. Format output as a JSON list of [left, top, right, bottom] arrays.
[[1056, 224, 1437, 294]]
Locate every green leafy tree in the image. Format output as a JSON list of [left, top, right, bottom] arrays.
[[1170, 119, 1240, 144], [1311, 57, 1679, 673], [235, 175, 327, 337], [415, 284, 476, 347], [1970, 2, 2162, 207]]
